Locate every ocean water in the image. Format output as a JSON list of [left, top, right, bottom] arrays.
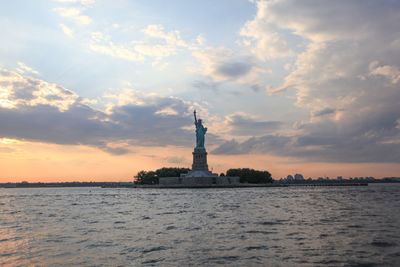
[[1, 184, 399, 266]]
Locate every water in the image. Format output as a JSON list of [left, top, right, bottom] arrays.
[[1, 184, 399, 266]]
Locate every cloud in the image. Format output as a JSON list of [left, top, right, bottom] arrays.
[[192, 44, 274, 92], [192, 79, 219, 91], [141, 24, 187, 48], [233, 0, 400, 163], [211, 139, 244, 155], [369, 62, 400, 84], [0, 69, 77, 110], [216, 61, 252, 79], [212, 127, 400, 163], [240, 0, 294, 60], [89, 32, 145, 62], [196, 34, 206, 46], [134, 24, 188, 62], [212, 135, 292, 155], [54, 7, 92, 25], [15, 62, 40, 75], [0, 69, 197, 154], [88, 24, 189, 63], [192, 47, 233, 81], [193, 47, 259, 82], [59, 24, 74, 37], [134, 44, 176, 59], [313, 108, 336, 117], [257, 0, 400, 43], [225, 113, 283, 136]]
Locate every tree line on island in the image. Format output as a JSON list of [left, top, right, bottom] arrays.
[[226, 168, 272, 184], [134, 167, 273, 185]]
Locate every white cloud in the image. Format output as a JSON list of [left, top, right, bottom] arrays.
[[196, 34, 206, 46], [0, 69, 78, 111], [131, 24, 188, 60], [134, 44, 176, 59], [88, 24, 193, 65], [59, 23, 74, 37], [369, 62, 400, 84], [0, 88, 14, 109], [240, 0, 294, 60], [16, 62, 40, 75], [193, 47, 234, 81], [142, 24, 187, 47], [89, 32, 145, 62], [54, 7, 92, 25]]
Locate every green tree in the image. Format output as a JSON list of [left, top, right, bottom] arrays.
[[155, 167, 190, 178], [226, 168, 273, 183], [135, 170, 158, 185], [135, 167, 190, 184]]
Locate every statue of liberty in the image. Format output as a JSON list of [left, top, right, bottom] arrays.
[[193, 110, 207, 149]]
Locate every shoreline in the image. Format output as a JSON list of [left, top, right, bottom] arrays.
[[0, 182, 378, 189], [126, 182, 369, 189]]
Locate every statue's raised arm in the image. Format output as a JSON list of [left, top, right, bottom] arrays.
[[194, 110, 198, 124]]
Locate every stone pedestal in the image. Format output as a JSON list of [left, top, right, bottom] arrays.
[[192, 148, 208, 171], [159, 146, 239, 185], [184, 147, 217, 178]]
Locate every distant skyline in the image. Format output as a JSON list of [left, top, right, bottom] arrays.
[[1, 0, 399, 182]]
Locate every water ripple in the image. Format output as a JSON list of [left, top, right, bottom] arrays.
[[0, 184, 399, 266]]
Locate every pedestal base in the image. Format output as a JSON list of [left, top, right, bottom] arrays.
[[158, 146, 239, 186], [185, 170, 217, 178], [159, 176, 240, 186], [192, 148, 209, 171]]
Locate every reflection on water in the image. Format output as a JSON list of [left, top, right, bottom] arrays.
[[1, 184, 399, 266]]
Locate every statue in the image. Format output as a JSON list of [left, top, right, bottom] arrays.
[[194, 110, 207, 149]]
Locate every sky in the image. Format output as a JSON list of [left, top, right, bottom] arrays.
[[1, 0, 399, 182]]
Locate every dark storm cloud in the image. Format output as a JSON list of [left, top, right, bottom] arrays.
[[313, 108, 336, 117], [227, 114, 283, 136], [0, 100, 195, 154], [211, 139, 244, 155], [212, 109, 400, 163], [212, 135, 292, 155], [0, 103, 111, 146], [213, 88, 400, 163], [215, 61, 252, 78]]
